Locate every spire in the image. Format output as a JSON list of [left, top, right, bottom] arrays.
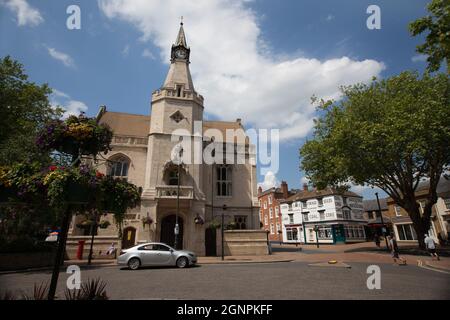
[[175, 17, 188, 48]]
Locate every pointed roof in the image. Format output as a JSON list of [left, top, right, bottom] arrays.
[[175, 22, 188, 48]]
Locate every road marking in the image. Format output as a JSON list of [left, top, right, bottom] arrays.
[[417, 260, 450, 274]]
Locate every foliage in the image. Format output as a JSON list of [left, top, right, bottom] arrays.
[[36, 114, 113, 159], [209, 220, 221, 229], [409, 0, 450, 74], [64, 278, 108, 300], [226, 221, 237, 230], [0, 56, 62, 165], [98, 220, 111, 229], [300, 71, 450, 248], [1, 163, 140, 216]]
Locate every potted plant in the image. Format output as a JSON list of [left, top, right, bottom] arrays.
[[226, 221, 237, 230]]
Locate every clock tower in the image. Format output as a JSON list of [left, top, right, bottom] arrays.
[[170, 20, 190, 62]]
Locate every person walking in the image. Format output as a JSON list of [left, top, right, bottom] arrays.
[[387, 233, 406, 265], [424, 234, 440, 261], [374, 233, 381, 248]]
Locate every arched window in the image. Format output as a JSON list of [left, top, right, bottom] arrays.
[[216, 165, 232, 196], [108, 155, 130, 180]]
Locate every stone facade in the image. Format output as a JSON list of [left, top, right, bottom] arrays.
[[68, 23, 259, 256]]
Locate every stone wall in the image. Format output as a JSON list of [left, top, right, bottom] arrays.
[[223, 230, 269, 256]]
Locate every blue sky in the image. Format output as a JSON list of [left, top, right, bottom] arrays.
[[0, 0, 432, 200]]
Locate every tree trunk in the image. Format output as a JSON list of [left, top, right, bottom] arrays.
[[403, 200, 430, 250]]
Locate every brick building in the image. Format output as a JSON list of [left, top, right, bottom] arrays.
[[258, 181, 296, 242]]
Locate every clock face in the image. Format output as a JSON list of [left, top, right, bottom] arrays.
[[175, 49, 187, 59]]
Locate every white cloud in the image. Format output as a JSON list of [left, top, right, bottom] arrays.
[[98, 0, 384, 141], [46, 46, 75, 68], [142, 48, 156, 60], [258, 171, 279, 191], [411, 54, 427, 63], [325, 14, 334, 21], [1, 0, 43, 27], [51, 89, 88, 118]]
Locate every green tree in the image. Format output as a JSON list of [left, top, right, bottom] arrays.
[[300, 71, 450, 249], [409, 0, 450, 74], [0, 56, 62, 165]]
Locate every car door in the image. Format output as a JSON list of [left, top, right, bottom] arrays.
[[138, 244, 159, 266], [153, 244, 174, 265]]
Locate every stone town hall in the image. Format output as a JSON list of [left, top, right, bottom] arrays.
[[68, 23, 259, 256]]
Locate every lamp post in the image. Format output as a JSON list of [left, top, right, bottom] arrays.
[[174, 146, 183, 250], [375, 192, 389, 251], [314, 225, 320, 248], [221, 204, 227, 260]]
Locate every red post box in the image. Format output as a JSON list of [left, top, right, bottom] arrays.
[[77, 240, 85, 260]]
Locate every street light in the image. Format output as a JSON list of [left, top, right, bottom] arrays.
[[221, 204, 227, 260], [173, 145, 183, 250], [375, 192, 389, 251], [314, 225, 320, 248]]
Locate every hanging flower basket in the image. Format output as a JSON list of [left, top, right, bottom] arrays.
[[194, 215, 204, 225], [208, 221, 221, 229], [66, 180, 91, 204], [142, 216, 153, 228], [76, 220, 94, 229], [98, 220, 111, 229]]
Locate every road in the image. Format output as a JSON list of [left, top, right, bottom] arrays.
[[1, 261, 449, 300]]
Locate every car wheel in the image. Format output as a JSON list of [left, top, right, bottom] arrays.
[[176, 256, 188, 268], [128, 258, 141, 270]]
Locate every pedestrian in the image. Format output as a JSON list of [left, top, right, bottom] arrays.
[[387, 233, 406, 265], [424, 234, 440, 261], [374, 233, 381, 248]]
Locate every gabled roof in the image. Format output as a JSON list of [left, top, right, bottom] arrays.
[[98, 111, 151, 137]]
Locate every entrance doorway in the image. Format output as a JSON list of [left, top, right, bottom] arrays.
[[161, 215, 184, 249], [205, 228, 217, 256], [333, 225, 346, 244], [122, 227, 136, 249]]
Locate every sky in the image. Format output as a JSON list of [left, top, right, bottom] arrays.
[[0, 0, 432, 200]]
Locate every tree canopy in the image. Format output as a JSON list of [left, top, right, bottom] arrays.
[[409, 0, 450, 74], [0, 56, 62, 165], [300, 71, 450, 247]]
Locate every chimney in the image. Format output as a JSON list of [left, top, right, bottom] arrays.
[[281, 181, 288, 199], [236, 118, 242, 125], [303, 183, 308, 191], [258, 186, 262, 196]]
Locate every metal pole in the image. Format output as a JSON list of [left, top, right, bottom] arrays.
[[175, 163, 180, 250], [375, 192, 389, 251], [48, 206, 71, 300], [315, 226, 319, 248], [221, 212, 224, 260], [87, 212, 98, 265]]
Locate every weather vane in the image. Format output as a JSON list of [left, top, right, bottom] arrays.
[[180, 16, 184, 25]]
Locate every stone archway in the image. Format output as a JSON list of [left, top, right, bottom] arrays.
[[160, 215, 184, 249]]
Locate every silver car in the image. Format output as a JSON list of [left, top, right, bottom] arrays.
[[117, 242, 197, 270]]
